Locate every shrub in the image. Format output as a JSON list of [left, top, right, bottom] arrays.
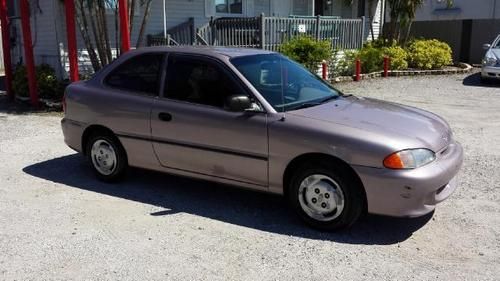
[[331, 49, 358, 77], [280, 36, 333, 70], [382, 45, 408, 70], [13, 64, 63, 100], [355, 41, 409, 73], [407, 39, 452, 70], [356, 42, 384, 73]]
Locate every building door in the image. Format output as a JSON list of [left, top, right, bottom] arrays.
[[314, 0, 323, 15]]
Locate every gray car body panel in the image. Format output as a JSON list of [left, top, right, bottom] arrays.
[[481, 35, 500, 79], [61, 46, 463, 217]]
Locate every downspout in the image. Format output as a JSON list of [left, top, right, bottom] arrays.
[[381, 0, 386, 34], [163, 0, 167, 38]]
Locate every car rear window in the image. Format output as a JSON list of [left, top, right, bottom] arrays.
[[105, 53, 164, 96]]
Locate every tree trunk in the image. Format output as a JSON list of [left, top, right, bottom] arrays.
[[403, 20, 413, 45], [75, 0, 101, 71], [97, 0, 113, 62], [88, 3, 106, 66], [114, 4, 120, 58], [136, 0, 152, 48], [129, 0, 136, 36]]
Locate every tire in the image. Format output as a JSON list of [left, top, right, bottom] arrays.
[[86, 132, 127, 182], [287, 161, 364, 231]]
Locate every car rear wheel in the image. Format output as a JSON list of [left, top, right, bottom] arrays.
[[288, 161, 364, 230], [86, 132, 127, 182]]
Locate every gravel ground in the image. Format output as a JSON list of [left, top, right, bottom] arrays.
[[0, 71, 499, 280]]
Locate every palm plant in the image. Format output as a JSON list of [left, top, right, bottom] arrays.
[[385, 0, 424, 44]]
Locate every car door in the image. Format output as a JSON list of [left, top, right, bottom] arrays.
[[99, 52, 165, 168], [151, 53, 269, 187]]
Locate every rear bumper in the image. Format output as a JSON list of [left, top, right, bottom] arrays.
[[481, 65, 500, 79], [353, 141, 463, 217], [61, 118, 85, 153]]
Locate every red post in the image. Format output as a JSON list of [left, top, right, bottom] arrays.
[[65, 0, 79, 82], [118, 0, 131, 53], [322, 61, 327, 80], [383, 56, 390, 78], [20, 0, 38, 107], [355, 59, 361, 82], [0, 0, 13, 99]]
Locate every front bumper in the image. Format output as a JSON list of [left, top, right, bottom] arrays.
[[481, 65, 500, 79], [352, 141, 463, 217]]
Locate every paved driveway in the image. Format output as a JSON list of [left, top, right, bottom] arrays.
[[0, 72, 498, 280]]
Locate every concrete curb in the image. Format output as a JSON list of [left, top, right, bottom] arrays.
[[331, 63, 473, 83]]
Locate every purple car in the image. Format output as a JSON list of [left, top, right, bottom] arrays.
[[61, 47, 463, 230]]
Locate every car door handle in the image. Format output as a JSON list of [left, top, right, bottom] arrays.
[[158, 112, 172, 122]]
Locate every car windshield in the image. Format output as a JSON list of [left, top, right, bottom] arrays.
[[231, 54, 340, 112], [495, 36, 500, 48]]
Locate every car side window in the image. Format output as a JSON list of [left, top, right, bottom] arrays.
[[164, 55, 243, 108], [105, 53, 163, 96]]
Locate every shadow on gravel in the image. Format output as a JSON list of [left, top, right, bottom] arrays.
[[462, 72, 500, 88], [23, 154, 433, 245]]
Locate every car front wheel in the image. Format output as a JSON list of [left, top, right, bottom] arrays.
[[288, 161, 364, 230], [86, 132, 127, 182]]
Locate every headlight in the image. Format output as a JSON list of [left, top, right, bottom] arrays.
[[483, 53, 498, 66], [383, 149, 436, 169]]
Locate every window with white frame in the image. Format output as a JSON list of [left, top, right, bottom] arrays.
[[215, 0, 244, 15], [104, 0, 140, 16]]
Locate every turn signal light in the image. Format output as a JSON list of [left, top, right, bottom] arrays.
[[383, 149, 436, 169]]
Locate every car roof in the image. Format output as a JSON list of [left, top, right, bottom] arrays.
[[129, 46, 277, 58]]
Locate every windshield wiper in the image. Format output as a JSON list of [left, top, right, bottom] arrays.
[[289, 96, 340, 111], [289, 102, 322, 110], [319, 95, 340, 104]]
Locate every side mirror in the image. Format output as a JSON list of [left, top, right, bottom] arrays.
[[226, 95, 252, 112], [483, 43, 491, 50]]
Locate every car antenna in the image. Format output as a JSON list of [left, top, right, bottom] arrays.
[[279, 55, 286, 121]]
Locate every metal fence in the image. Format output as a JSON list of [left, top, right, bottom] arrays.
[[147, 17, 196, 46], [149, 14, 366, 51], [262, 16, 366, 51]]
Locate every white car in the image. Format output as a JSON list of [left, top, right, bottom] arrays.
[[481, 35, 500, 82]]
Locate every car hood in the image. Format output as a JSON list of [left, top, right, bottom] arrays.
[[288, 96, 452, 152]]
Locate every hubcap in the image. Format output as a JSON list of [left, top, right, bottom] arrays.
[[90, 139, 117, 176], [298, 174, 345, 221]]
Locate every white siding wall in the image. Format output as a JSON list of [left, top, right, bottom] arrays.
[[255, 0, 271, 16], [272, 0, 292, 16], [366, 0, 384, 40], [13, 0, 62, 75], [146, 0, 205, 36], [31, 0, 371, 78]]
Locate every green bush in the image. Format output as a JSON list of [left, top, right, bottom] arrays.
[[407, 39, 452, 70], [382, 45, 408, 70], [13, 64, 63, 100], [331, 49, 358, 77], [355, 41, 409, 73], [280, 36, 333, 70], [356, 43, 384, 73]]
